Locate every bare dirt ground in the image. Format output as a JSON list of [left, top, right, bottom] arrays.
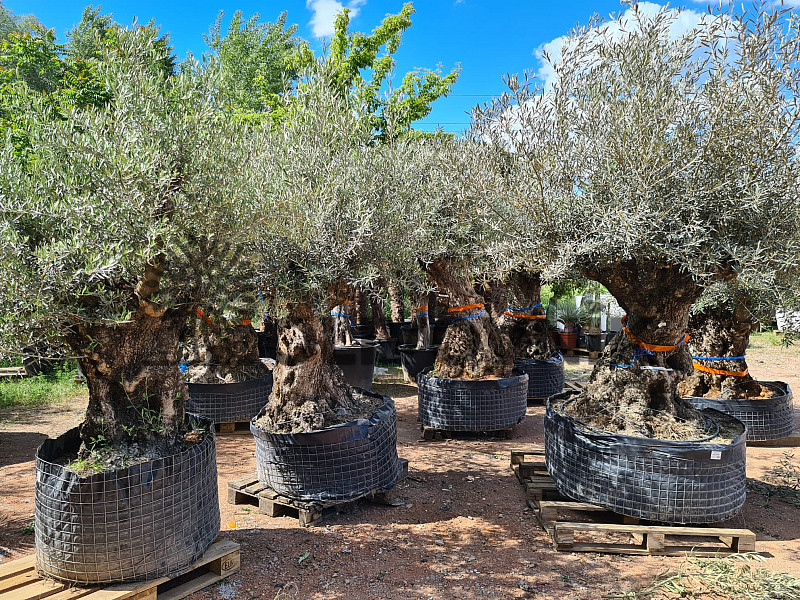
[[1, 337, 799, 599]]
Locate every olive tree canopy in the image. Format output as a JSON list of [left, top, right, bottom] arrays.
[[476, 4, 800, 436]]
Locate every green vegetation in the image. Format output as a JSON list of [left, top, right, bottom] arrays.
[[0, 365, 82, 409]]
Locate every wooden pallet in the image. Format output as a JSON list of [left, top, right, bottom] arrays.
[[422, 426, 514, 441], [510, 448, 757, 556], [0, 539, 240, 600], [0, 367, 26, 379], [228, 459, 409, 526], [214, 421, 253, 435]]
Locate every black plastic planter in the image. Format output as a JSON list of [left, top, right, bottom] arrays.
[[333, 343, 377, 391], [388, 321, 407, 342], [514, 352, 565, 399], [400, 324, 448, 347], [544, 393, 747, 524], [585, 333, 603, 352], [257, 331, 277, 359], [375, 338, 399, 362], [687, 381, 793, 442], [251, 391, 403, 502], [187, 374, 273, 424], [417, 368, 528, 431], [398, 344, 439, 381], [35, 415, 220, 584]]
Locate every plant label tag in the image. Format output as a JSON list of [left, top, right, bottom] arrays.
[[710, 451, 722, 460]]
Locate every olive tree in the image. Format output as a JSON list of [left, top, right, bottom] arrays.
[[482, 5, 800, 436], [0, 28, 259, 455]]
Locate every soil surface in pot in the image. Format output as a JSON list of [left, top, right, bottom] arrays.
[[53, 427, 209, 477], [3, 338, 800, 598], [252, 387, 383, 434]]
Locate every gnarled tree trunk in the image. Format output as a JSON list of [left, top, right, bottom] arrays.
[[497, 271, 555, 360], [261, 303, 356, 432], [426, 257, 513, 379], [332, 302, 354, 346], [478, 279, 507, 322], [370, 293, 390, 340], [573, 262, 704, 439], [66, 307, 189, 456], [185, 316, 270, 383], [388, 282, 406, 323], [411, 290, 433, 350], [353, 286, 369, 326], [677, 299, 760, 398]]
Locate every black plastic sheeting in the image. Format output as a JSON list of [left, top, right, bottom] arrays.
[[687, 381, 794, 442], [417, 368, 528, 431], [514, 352, 565, 399], [544, 392, 747, 524], [187, 374, 273, 424], [35, 415, 220, 584], [251, 390, 403, 502]]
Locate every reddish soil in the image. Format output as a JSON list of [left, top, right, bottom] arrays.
[[1, 339, 799, 599]]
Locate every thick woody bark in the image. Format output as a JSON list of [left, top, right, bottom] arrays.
[[572, 261, 704, 439], [65, 307, 190, 455], [260, 303, 356, 432], [478, 280, 507, 322], [426, 257, 513, 379], [497, 272, 556, 360], [411, 290, 433, 350], [388, 282, 406, 323], [370, 294, 390, 340], [332, 302, 354, 346], [185, 317, 270, 383], [677, 299, 761, 398], [353, 286, 369, 326]]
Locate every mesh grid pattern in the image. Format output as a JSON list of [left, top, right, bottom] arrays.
[[251, 392, 402, 502], [544, 395, 747, 524], [687, 381, 794, 441], [35, 416, 220, 584], [186, 374, 272, 424], [417, 369, 528, 431], [514, 352, 565, 399]]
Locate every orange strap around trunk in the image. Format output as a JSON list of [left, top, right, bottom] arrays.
[[504, 311, 546, 320], [624, 327, 689, 353], [240, 319, 252, 326], [692, 362, 749, 377], [447, 303, 484, 313], [415, 305, 428, 311]]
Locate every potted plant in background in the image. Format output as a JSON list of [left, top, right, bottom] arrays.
[[555, 298, 586, 350]]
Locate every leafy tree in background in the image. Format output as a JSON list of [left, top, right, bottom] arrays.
[[203, 9, 300, 115], [65, 4, 114, 61], [292, 2, 460, 140]]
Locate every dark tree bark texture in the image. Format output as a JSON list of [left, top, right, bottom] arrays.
[[573, 261, 705, 439], [497, 272, 555, 360], [332, 303, 354, 346], [677, 300, 761, 398], [370, 294, 390, 340], [478, 280, 507, 322], [353, 286, 369, 326], [185, 317, 271, 383], [260, 304, 356, 432], [66, 307, 190, 455], [411, 290, 433, 350], [388, 282, 406, 323], [426, 258, 513, 380]]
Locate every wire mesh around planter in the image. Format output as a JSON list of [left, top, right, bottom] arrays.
[[187, 373, 273, 424], [687, 380, 793, 441], [35, 415, 220, 584], [514, 352, 565, 399], [417, 368, 528, 431], [544, 393, 747, 524], [250, 390, 403, 502]]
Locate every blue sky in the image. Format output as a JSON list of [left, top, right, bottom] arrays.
[[8, 1, 718, 133]]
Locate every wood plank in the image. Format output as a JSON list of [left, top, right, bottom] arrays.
[[556, 522, 754, 537], [0, 555, 36, 579], [228, 475, 259, 491], [0, 569, 44, 594], [156, 572, 221, 600]]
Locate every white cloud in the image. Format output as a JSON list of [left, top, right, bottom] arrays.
[[307, 0, 367, 38], [533, 2, 707, 86]]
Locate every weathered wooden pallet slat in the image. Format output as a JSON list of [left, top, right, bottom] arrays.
[[228, 459, 409, 526], [214, 422, 253, 435], [0, 540, 239, 600], [511, 448, 757, 556]]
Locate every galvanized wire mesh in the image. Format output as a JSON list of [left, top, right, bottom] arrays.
[[514, 352, 565, 399], [187, 374, 272, 424], [688, 381, 794, 441], [417, 369, 528, 431], [544, 393, 747, 524], [251, 391, 402, 502], [35, 416, 220, 584]]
